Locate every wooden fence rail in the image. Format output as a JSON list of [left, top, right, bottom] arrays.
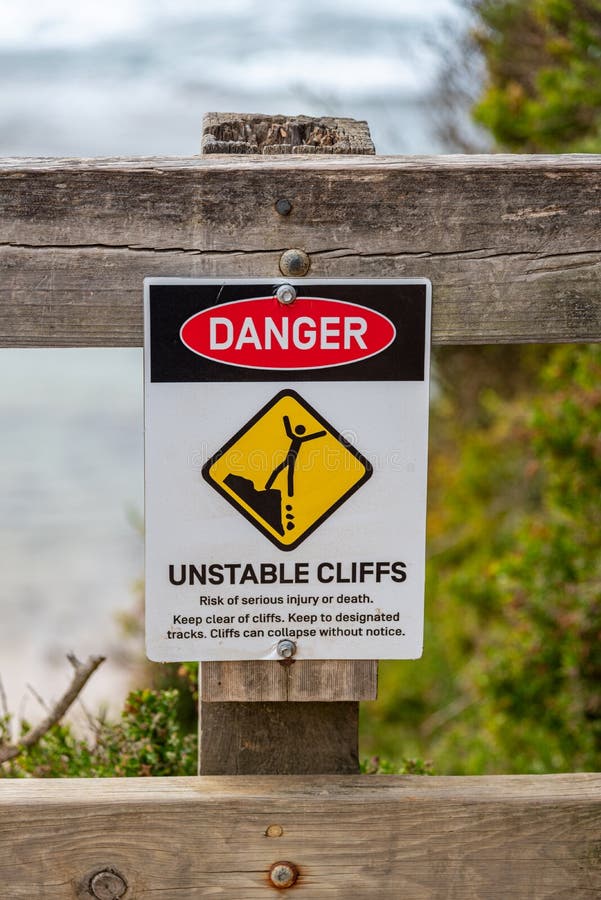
[[1, 774, 600, 898], [1, 154, 601, 348]]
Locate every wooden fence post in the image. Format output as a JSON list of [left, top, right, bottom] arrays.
[[197, 113, 378, 775]]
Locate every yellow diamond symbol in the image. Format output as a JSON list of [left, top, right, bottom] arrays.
[[203, 389, 372, 550]]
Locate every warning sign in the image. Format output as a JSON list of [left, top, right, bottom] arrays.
[[144, 278, 431, 663], [203, 389, 372, 550]]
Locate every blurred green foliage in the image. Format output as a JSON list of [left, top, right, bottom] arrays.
[[362, 0, 601, 773], [361, 756, 434, 775], [0, 689, 197, 778], [472, 0, 601, 151], [361, 345, 601, 772], [362, 0, 601, 774]]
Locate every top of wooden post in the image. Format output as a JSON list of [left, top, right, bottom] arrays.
[[202, 112, 375, 155]]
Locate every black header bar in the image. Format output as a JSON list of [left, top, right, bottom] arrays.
[[148, 281, 428, 383]]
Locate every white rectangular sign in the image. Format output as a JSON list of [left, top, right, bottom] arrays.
[[144, 278, 431, 661]]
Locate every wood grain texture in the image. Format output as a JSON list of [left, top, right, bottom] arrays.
[[1, 773, 600, 898], [200, 659, 377, 701], [199, 702, 359, 775], [1, 154, 600, 347]]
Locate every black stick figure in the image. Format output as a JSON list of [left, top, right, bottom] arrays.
[[265, 415, 326, 497]]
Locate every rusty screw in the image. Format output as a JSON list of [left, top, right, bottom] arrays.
[[89, 870, 127, 900], [279, 249, 310, 278], [275, 198, 292, 216], [269, 861, 299, 889]]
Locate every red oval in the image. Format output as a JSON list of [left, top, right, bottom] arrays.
[[180, 296, 396, 370]]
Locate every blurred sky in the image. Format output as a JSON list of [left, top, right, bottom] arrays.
[[0, 0, 463, 722], [0, 0, 461, 157]]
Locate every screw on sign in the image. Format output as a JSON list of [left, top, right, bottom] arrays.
[[276, 283, 297, 305], [277, 639, 296, 658]]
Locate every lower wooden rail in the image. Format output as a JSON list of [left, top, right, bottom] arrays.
[[1, 774, 599, 898]]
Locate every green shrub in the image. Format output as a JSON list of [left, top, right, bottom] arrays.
[[361, 346, 601, 773], [1, 689, 197, 778]]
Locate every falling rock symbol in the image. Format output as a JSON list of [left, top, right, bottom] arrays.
[[223, 474, 284, 535]]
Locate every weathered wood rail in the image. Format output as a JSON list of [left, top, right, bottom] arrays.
[[1, 154, 600, 347], [1, 774, 600, 898]]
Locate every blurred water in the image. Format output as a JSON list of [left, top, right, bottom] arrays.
[[0, 0, 457, 157], [0, 350, 143, 720], [0, 0, 461, 719]]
